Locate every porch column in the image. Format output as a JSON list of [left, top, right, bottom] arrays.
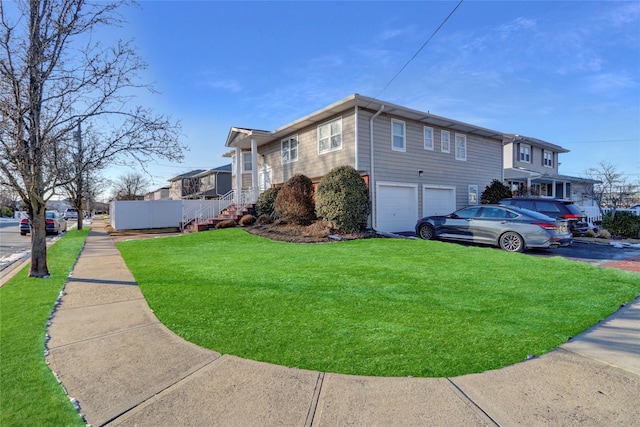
[[251, 138, 258, 203], [235, 146, 242, 204], [551, 179, 556, 198]]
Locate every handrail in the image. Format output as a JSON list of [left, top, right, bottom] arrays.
[[180, 188, 262, 231]]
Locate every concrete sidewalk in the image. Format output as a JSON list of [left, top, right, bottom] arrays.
[[45, 219, 640, 426]]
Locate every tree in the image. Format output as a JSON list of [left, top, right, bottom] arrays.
[[111, 172, 150, 200], [480, 179, 512, 204], [0, 1, 186, 277], [582, 161, 631, 218]]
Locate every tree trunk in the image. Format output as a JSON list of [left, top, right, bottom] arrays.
[[29, 202, 49, 278]]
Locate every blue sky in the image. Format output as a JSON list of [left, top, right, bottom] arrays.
[[108, 0, 639, 190]]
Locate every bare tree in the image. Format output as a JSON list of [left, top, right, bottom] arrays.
[[583, 161, 631, 218], [0, 1, 186, 277], [111, 171, 150, 200]]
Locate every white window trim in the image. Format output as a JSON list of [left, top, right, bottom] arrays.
[[242, 152, 252, 173], [520, 144, 531, 163], [543, 150, 553, 168], [281, 135, 299, 164], [455, 133, 467, 161], [468, 185, 478, 205], [317, 117, 343, 154], [424, 126, 434, 151], [391, 119, 406, 152], [441, 130, 450, 153]]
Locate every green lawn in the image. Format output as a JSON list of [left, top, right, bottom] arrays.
[[117, 229, 639, 378], [0, 229, 88, 427]]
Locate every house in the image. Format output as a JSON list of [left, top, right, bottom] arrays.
[[223, 94, 505, 233], [503, 134, 597, 204], [192, 164, 232, 199], [168, 169, 205, 199], [145, 186, 170, 200]]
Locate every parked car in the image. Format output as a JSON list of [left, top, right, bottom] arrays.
[[498, 198, 588, 236], [20, 211, 67, 235], [63, 208, 79, 220], [415, 205, 573, 252]]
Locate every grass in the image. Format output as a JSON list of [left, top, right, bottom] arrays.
[[0, 229, 88, 427], [117, 229, 640, 378]]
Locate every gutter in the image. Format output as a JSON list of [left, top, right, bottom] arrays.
[[369, 104, 385, 230]]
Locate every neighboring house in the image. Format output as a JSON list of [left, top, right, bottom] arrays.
[[224, 94, 505, 233], [145, 186, 170, 200], [192, 164, 232, 199], [503, 134, 597, 203], [168, 169, 205, 199]]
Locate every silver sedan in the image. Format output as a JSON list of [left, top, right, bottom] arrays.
[[415, 205, 573, 252]]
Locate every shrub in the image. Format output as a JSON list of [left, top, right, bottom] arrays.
[[315, 166, 370, 232], [598, 229, 611, 239], [274, 174, 316, 225], [215, 219, 237, 229], [305, 220, 332, 238], [481, 179, 512, 204], [601, 211, 640, 238], [239, 215, 256, 226], [255, 187, 280, 220]]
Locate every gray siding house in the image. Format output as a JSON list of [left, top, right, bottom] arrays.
[[224, 94, 505, 233], [503, 134, 596, 202]]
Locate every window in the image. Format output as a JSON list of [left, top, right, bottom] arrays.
[[441, 130, 450, 153], [455, 133, 467, 161], [392, 119, 406, 152], [318, 117, 342, 154], [468, 185, 478, 205], [281, 135, 298, 164], [519, 144, 531, 162], [424, 126, 434, 150], [543, 150, 553, 167], [243, 152, 252, 172]]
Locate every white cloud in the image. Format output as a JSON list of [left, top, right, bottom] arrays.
[[206, 79, 243, 93]]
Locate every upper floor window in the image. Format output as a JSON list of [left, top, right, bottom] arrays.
[[441, 130, 450, 153], [519, 144, 531, 163], [392, 119, 406, 152], [318, 117, 342, 154], [282, 135, 298, 164], [243, 152, 252, 172], [543, 150, 553, 167], [455, 133, 467, 161], [424, 126, 434, 150]]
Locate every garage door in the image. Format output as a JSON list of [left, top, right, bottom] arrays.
[[376, 182, 418, 233], [423, 186, 456, 217]]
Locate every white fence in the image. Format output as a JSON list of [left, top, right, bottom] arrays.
[[578, 205, 640, 223], [110, 199, 224, 231]]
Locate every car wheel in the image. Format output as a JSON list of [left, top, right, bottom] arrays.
[[418, 223, 436, 240], [20, 231, 27, 236], [499, 231, 524, 252]]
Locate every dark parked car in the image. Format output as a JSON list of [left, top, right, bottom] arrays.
[[415, 204, 573, 252], [20, 211, 67, 236], [499, 198, 588, 236]]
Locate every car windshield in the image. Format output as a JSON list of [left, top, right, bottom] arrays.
[[563, 203, 584, 216], [46, 212, 55, 219]]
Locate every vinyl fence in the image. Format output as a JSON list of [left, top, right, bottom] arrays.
[[109, 199, 223, 231], [578, 205, 640, 224]]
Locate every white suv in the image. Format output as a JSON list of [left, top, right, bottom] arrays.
[[63, 208, 79, 220]]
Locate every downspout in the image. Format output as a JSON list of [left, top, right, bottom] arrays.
[[370, 104, 384, 230], [354, 106, 359, 170]]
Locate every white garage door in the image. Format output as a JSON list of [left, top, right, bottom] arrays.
[[423, 186, 456, 217], [376, 182, 418, 233]]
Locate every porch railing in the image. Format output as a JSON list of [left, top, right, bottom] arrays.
[[180, 188, 261, 231]]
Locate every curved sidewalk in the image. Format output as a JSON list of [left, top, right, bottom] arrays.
[[46, 220, 640, 426]]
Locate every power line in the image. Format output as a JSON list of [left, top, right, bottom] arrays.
[[374, 0, 465, 99]]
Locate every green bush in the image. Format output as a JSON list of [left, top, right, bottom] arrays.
[[315, 166, 370, 232], [255, 187, 280, 219], [274, 174, 316, 225], [481, 179, 512, 204], [601, 211, 640, 238]]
